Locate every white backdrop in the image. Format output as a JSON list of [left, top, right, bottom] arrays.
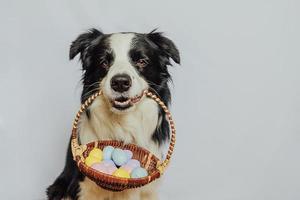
[[0, 0, 300, 199]]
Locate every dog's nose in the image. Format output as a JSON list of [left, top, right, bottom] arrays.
[[110, 74, 132, 92]]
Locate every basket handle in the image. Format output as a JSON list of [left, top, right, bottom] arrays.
[[71, 90, 176, 174]]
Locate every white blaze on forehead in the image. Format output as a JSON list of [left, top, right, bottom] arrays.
[[107, 33, 136, 77], [109, 33, 135, 61]]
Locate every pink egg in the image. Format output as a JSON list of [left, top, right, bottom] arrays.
[[126, 159, 140, 168], [106, 165, 117, 174], [121, 159, 141, 173], [124, 150, 133, 160], [91, 160, 117, 175], [101, 160, 115, 167], [91, 163, 108, 173]]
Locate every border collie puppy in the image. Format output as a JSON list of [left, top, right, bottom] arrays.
[[47, 28, 180, 200]]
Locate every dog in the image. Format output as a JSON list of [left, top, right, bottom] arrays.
[[47, 28, 180, 200]]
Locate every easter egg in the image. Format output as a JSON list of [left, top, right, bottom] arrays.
[[85, 156, 101, 167], [103, 146, 115, 160], [89, 148, 103, 161], [113, 168, 130, 178], [120, 159, 140, 173], [130, 167, 148, 178], [126, 159, 141, 168], [112, 148, 129, 166], [93, 160, 115, 169], [106, 165, 118, 174], [91, 160, 117, 175], [101, 160, 117, 174], [91, 163, 107, 173], [101, 159, 115, 166], [124, 150, 133, 160]]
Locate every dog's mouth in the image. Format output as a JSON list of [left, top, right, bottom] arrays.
[[110, 92, 144, 111]]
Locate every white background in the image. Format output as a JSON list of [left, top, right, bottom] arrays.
[[0, 0, 300, 199]]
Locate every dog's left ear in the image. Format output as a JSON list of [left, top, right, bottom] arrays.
[[69, 28, 103, 61], [147, 31, 180, 65]]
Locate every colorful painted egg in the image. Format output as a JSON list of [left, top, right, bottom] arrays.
[[124, 149, 133, 160], [112, 148, 129, 166], [94, 160, 116, 169], [103, 146, 115, 160], [113, 168, 130, 178], [130, 167, 148, 178], [85, 156, 101, 167], [120, 159, 140, 173], [108, 165, 118, 174], [91, 160, 117, 175], [89, 148, 103, 160], [91, 163, 107, 173], [101, 159, 115, 166], [126, 159, 141, 168]]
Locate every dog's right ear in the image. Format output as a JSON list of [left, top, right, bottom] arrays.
[[69, 28, 103, 60]]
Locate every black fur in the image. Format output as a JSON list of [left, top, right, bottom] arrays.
[[47, 29, 180, 199], [47, 138, 83, 200]]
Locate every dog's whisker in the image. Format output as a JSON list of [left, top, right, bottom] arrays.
[[83, 81, 101, 89], [82, 87, 101, 100]]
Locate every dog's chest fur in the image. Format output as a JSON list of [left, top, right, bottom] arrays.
[[79, 95, 161, 157], [77, 95, 162, 200]]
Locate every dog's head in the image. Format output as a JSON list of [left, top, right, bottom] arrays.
[[70, 29, 180, 113]]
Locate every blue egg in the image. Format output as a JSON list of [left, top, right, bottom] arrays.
[[112, 148, 129, 166], [130, 167, 148, 178], [103, 146, 115, 160]]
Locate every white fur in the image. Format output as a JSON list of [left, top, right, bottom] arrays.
[[78, 33, 163, 200], [79, 95, 160, 155]]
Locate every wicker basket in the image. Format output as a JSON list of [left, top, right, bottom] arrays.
[[71, 90, 176, 191]]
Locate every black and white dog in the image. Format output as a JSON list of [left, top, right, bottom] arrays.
[[47, 29, 180, 200]]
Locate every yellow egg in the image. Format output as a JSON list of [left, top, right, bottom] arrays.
[[85, 156, 101, 167], [113, 168, 130, 178], [89, 148, 103, 161]]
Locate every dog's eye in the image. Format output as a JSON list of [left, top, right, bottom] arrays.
[[136, 58, 148, 68], [100, 60, 109, 69]]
